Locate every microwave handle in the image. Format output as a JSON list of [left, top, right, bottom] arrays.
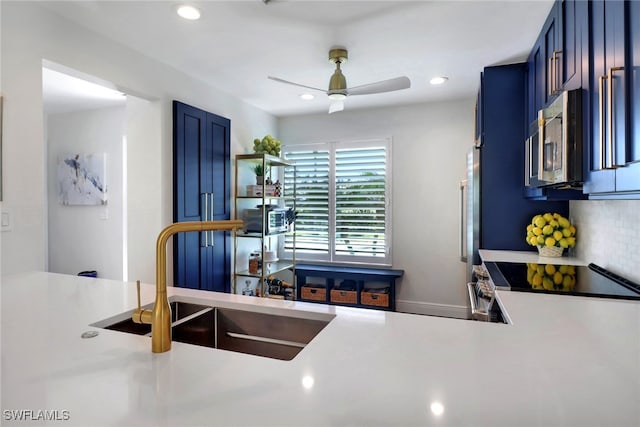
[[537, 110, 545, 180], [607, 66, 624, 169]]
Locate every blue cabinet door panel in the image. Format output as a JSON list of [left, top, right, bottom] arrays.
[[209, 119, 230, 216], [173, 101, 231, 292], [480, 64, 569, 252]]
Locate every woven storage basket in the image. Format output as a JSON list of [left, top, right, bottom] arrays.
[[538, 245, 564, 257]]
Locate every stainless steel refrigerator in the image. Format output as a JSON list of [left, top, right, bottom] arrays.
[[460, 147, 480, 283]]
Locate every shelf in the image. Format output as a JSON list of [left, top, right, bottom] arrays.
[[233, 153, 296, 299], [235, 153, 293, 167], [237, 231, 291, 238], [236, 261, 295, 278]]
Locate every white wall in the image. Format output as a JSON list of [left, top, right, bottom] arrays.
[[570, 200, 640, 283], [47, 106, 125, 280], [0, 2, 277, 283], [279, 100, 474, 317]]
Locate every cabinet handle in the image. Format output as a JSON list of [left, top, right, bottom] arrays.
[[547, 56, 553, 97], [203, 193, 209, 247], [209, 192, 215, 247], [552, 50, 562, 95], [598, 75, 608, 170], [607, 66, 624, 169]]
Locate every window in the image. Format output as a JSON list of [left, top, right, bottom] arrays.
[[283, 139, 391, 265]]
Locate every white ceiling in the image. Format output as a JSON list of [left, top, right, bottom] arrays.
[[39, 0, 554, 117]]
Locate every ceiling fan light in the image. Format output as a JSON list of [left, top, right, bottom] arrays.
[[177, 5, 201, 20], [300, 93, 314, 100], [328, 92, 347, 100]]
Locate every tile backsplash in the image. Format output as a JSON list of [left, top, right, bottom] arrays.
[[570, 200, 640, 284]]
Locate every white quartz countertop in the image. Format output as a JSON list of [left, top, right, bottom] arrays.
[[479, 249, 588, 265], [2, 272, 639, 426]]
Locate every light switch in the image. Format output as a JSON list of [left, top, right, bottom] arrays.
[[1, 210, 11, 231]]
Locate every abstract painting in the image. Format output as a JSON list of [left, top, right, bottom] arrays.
[[58, 153, 107, 205]]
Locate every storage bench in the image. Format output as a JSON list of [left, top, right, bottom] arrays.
[[294, 264, 403, 311]]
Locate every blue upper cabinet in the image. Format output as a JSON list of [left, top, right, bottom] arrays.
[[559, 0, 584, 91], [583, 0, 640, 197], [527, 0, 584, 123], [616, 0, 640, 193], [524, 0, 588, 200]]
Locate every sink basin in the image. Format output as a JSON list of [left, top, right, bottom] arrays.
[[101, 301, 211, 336], [93, 298, 334, 360]]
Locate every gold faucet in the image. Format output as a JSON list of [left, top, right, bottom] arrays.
[[132, 220, 244, 353]]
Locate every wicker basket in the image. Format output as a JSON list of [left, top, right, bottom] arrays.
[[538, 245, 564, 257]]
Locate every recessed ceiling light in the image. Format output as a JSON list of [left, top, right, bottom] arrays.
[[177, 5, 201, 20], [300, 93, 314, 100], [430, 76, 448, 85]]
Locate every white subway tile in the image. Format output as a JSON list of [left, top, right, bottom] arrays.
[[570, 200, 640, 283]]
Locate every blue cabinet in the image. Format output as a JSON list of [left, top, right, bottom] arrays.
[[559, 0, 585, 91], [583, 0, 640, 197], [616, 0, 640, 193], [480, 64, 569, 249], [527, 1, 585, 124], [173, 101, 231, 291]]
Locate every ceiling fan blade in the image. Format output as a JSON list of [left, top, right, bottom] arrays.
[[347, 76, 411, 96], [328, 99, 344, 114], [268, 76, 326, 93]]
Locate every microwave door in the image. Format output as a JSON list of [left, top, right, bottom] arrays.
[[543, 114, 564, 184], [526, 116, 545, 187]]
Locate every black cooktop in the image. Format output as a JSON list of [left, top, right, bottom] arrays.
[[485, 262, 640, 301]]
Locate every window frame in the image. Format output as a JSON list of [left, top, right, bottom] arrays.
[[281, 138, 393, 267]]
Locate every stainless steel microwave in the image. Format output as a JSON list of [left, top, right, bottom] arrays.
[[243, 207, 290, 234], [525, 90, 583, 188]]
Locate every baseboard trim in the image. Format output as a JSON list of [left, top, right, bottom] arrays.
[[395, 300, 470, 319]]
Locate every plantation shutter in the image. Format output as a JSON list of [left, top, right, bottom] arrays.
[[283, 139, 391, 265], [284, 149, 330, 256], [335, 147, 387, 258]]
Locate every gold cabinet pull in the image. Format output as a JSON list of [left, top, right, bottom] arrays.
[[607, 66, 624, 169], [598, 74, 607, 170], [552, 50, 562, 95]]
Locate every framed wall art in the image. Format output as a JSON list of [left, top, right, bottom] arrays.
[[57, 152, 107, 205]]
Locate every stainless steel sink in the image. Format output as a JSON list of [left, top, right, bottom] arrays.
[[102, 301, 211, 336], [94, 298, 333, 360]]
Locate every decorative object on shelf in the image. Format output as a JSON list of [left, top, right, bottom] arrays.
[[526, 263, 576, 292], [525, 212, 576, 257], [253, 135, 282, 157], [251, 163, 270, 184]]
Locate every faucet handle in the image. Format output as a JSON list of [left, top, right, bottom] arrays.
[[132, 279, 152, 325]]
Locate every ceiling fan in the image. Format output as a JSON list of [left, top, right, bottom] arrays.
[[268, 48, 411, 114]]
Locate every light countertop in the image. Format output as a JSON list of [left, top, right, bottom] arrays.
[[479, 249, 588, 265], [2, 271, 639, 426]]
